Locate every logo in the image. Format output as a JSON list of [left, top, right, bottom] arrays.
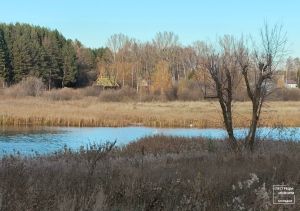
[[273, 185, 295, 204]]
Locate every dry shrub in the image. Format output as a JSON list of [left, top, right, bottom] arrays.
[[121, 135, 223, 156], [0, 136, 299, 210], [80, 86, 102, 97], [139, 86, 177, 102], [0, 136, 300, 211], [164, 86, 178, 101], [0, 78, 5, 89], [99, 86, 137, 102], [177, 88, 203, 101], [138, 93, 161, 102], [269, 88, 300, 101], [177, 80, 204, 101], [43, 88, 83, 101], [4, 77, 45, 97], [234, 89, 248, 101]]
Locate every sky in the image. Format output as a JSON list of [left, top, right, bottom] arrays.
[[1, 0, 300, 56]]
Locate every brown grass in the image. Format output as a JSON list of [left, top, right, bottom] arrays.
[[0, 97, 299, 128], [0, 136, 299, 210]]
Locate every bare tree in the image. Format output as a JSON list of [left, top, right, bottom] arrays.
[[236, 24, 287, 151], [139, 42, 158, 87], [106, 34, 130, 85], [201, 24, 286, 152], [202, 36, 241, 150], [178, 47, 198, 80], [153, 31, 179, 51], [106, 33, 129, 60], [153, 32, 181, 81]]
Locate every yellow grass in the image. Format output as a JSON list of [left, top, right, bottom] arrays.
[[0, 97, 299, 128]]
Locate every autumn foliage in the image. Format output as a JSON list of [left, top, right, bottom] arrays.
[[151, 60, 172, 94]]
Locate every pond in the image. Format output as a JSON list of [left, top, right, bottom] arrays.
[[0, 126, 299, 156]]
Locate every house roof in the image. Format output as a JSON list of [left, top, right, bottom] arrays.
[[96, 77, 119, 87]]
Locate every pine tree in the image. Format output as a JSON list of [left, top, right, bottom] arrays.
[[11, 35, 33, 82], [28, 28, 43, 77], [0, 23, 86, 87], [0, 29, 11, 87], [62, 41, 78, 87]]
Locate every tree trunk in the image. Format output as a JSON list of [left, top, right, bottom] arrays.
[[48, 70, 52, 91], [241, 70, 261, 151], [246, 101, 260, 151], [220, 99, 238, 151], [122, 70, 125, 87], [216, 80, 238, 151]]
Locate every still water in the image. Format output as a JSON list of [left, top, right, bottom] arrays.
[[0, 126, 299, 156]]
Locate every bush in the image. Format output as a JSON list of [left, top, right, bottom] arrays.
[[164, 86, 178, 101], [43, 88, 83, 101], [0, 137, 299, 210], [0, 87, 4, 96], [234, 89, 248, 101], [80, 86, 102, 97], [98, 86, 137, 102], [4, 77, 45, 97], [139, 93, 162, 102], [177, 80, 204, 101], [268, 88, 300, 101]]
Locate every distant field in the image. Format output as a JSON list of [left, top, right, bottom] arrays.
[[0, 97, 299, 128]]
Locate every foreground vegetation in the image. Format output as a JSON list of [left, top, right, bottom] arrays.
[[0, 136, 299, 210]]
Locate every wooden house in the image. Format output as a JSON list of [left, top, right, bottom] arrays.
[[95, 76, 119, 89]]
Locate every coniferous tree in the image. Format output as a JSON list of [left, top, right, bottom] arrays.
[[28, 28, 43, 77], [11, 35, 33, 82], [0, 23, 82, 87], [42, 34, 63, 89], [0, 29, 11, 87], [62, 41, 78, 87]]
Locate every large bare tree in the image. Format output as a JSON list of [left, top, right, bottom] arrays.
[[236, 24, 287, 151], [202, 36, 241, 150], [203, 24, 286, 151]]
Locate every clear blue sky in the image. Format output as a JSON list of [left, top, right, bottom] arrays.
[[1, 0, 300, 56]]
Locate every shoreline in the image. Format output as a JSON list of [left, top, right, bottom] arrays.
[[1, 121, 300, 129], [1, 117, 299, 128]]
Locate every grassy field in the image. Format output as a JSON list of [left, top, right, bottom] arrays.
[[0, 136, 299, 210], [0, 97, 299, 128]]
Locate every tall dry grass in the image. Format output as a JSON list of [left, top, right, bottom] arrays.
[[3, 77, 45, 97], [0, 97, 299, 128], [0, 136, 299, 210]]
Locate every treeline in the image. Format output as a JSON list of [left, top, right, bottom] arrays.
[[0, 23, 106, 88], [0, 23, 204, 91], [0, 23, 74, 88], [0, 23, 299, 90]]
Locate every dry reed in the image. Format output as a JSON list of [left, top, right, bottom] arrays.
[[0, 97, 299, 128]]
